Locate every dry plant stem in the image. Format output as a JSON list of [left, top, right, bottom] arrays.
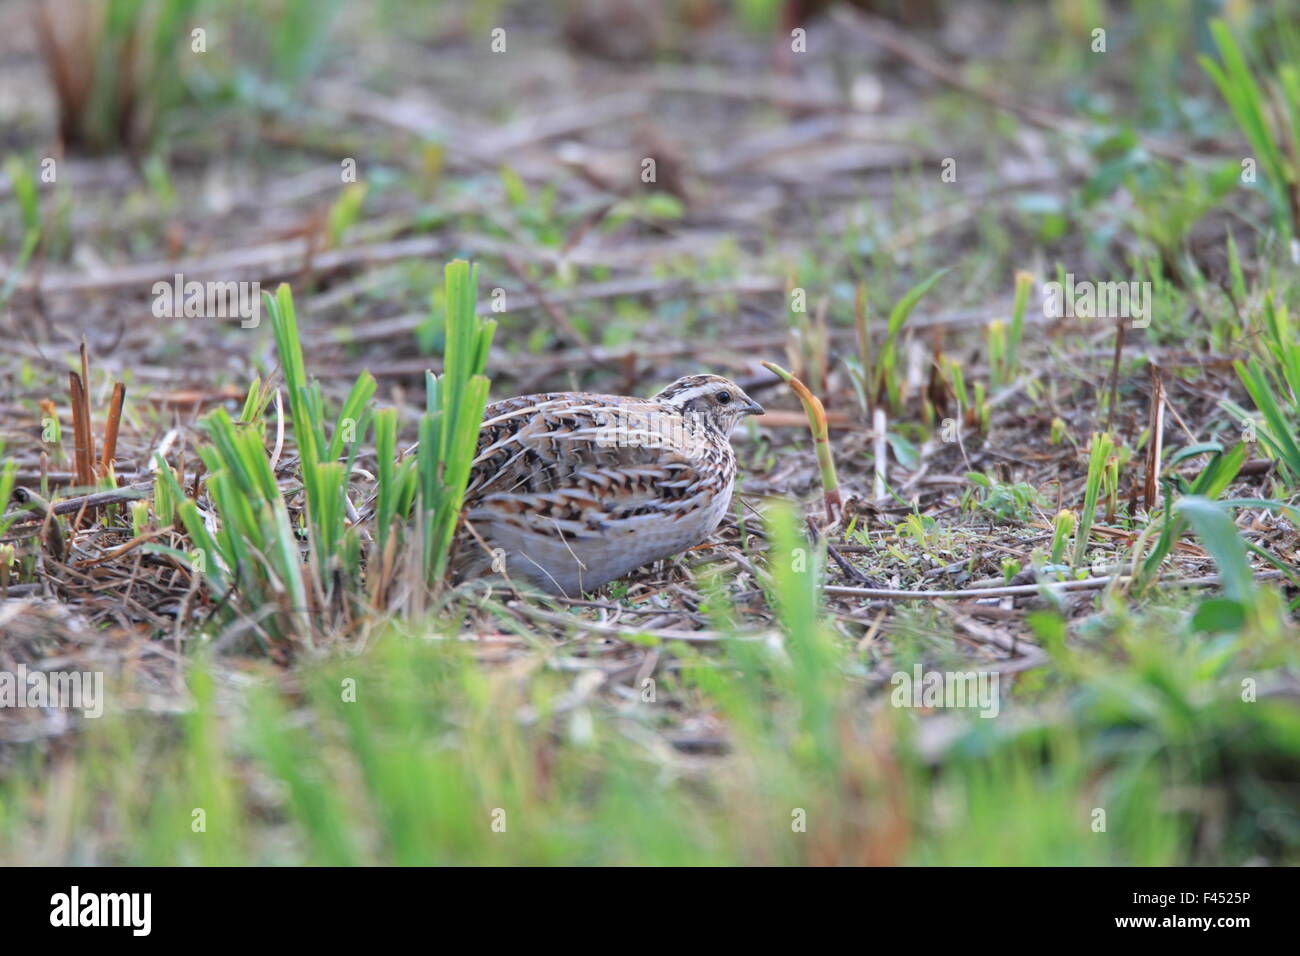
[[1106, 317, 1125, 434], [67, 371, 89, 490], [79, 341, 94, 472], [760, 360, 841, 522], [100, 382, 126, 477], [873, 408, 887, 502], [1144, 362, 1166, 511]]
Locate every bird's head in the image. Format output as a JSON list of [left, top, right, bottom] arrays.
[[651, 374, 764, 432]]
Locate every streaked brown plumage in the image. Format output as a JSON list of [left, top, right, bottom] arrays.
[[453, 374, 763, 596]]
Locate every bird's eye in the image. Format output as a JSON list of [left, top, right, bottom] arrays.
[[715, 392, 732, 404]]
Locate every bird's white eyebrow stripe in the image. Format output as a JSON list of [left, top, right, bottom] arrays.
[[661, 384, 719, 405]]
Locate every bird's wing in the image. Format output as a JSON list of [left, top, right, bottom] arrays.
[[463, 393, 720, 539]]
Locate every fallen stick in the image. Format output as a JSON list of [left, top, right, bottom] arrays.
[[824, 569, 1286, 602], [24, 235, 448, 296], [2, 485, 150, 529]]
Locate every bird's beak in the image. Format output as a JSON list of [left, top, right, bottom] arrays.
[[742, 396, 765, 416]]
